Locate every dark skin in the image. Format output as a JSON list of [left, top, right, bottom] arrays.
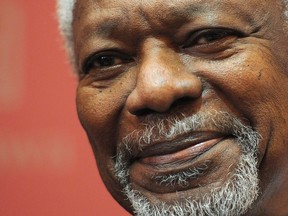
[[73, 0, 288, 215]]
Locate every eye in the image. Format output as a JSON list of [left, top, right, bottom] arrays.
[[92, 55, 124, 68], [196, 30, 233, 45], [82, 52, 132, 74], [183, 28, 243, 52]]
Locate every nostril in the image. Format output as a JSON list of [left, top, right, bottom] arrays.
[[129, 96, 200, 116], [131, 108, 154, 116], [170, 96, 193, 108]]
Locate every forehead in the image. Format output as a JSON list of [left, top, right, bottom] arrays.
[[72, 0, 283, 64], [73, 0, 278, 39], [74, 0, 274, 21]]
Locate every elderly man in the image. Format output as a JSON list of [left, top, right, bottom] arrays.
[[57, 0, 288, 215]]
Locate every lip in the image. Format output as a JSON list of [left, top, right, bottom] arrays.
[[136, 132, 225, 165], [141, 137, 224, 165], [130, 137, 240, 195]]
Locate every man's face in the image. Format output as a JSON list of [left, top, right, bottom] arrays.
[[73, 0, 288, 215]]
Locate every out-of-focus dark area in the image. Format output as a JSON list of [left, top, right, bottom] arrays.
[[0, 1, 127, 215]]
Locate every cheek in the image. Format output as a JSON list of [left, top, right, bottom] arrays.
[[76, 72, 136, 157], [76, 86, 134, 211], [198, 47, 288, 163], [200, 47, 288, 123], [76, 86, 123, 156]]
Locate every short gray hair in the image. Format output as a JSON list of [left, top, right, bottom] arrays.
[[57, 0, 77, 64], [57, 0, 288, 64]]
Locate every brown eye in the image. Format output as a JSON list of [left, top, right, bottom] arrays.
[[94, 55, 122, 67], [83, 52, 132, 74], [89, 55, 123, 68], [183, 28, 243, 50], [196, 30, 233, 45]]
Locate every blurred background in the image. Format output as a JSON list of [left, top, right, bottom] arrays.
[[0, 0, 128, 215]]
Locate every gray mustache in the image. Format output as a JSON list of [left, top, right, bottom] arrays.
[[118, 111, 260, 159]]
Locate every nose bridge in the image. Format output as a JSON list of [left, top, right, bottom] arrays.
[[139, 40, 183, 93], [126, 38, 202, 114]]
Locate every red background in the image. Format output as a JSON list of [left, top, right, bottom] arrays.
[[0, 0, 128, 215]]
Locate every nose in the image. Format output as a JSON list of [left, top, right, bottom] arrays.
[[126, 38, 202, 115]]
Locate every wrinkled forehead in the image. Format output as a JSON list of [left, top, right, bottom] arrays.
[[73, 0, 275, 16], [69, 0, 288, 72], [73, 0, 277, 39], [73, 0, 280, 37]]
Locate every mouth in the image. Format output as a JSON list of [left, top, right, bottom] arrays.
[[128, 132, 241, 196], [138, 132, 225, 166]]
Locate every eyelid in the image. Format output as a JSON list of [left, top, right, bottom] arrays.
[[182, 28, 245, 48], [81, 50, 132, 75]]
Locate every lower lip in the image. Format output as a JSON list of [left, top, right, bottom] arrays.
[[130, 138, 241, 196], [140, 138, 223, 166]]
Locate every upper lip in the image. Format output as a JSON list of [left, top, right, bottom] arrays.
[[136, 131, 226, 159]]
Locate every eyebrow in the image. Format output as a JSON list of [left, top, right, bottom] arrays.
[[79, 8, 131, 40]]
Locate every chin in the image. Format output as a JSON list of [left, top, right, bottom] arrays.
[[113, 112, 261, 215]]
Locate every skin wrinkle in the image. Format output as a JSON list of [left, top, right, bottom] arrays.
[[57, 0, 288, 65], [114, 111, 260, 215], [153, 161, 210, 187], [118, 154, 259, 216], [118, 111, 257, 159], [76, 8, 254, 67], [59, 0, 288, 215], [58, 0, 274, 53], [80, 9, 130, 39]]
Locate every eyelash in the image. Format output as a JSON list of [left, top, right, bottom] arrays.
[[183, 28, 244, 49], [82, 28, 243, 74], [82, 52, 132, 74]]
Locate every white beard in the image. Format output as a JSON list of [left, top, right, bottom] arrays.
[[114, 111, 260, 216]]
